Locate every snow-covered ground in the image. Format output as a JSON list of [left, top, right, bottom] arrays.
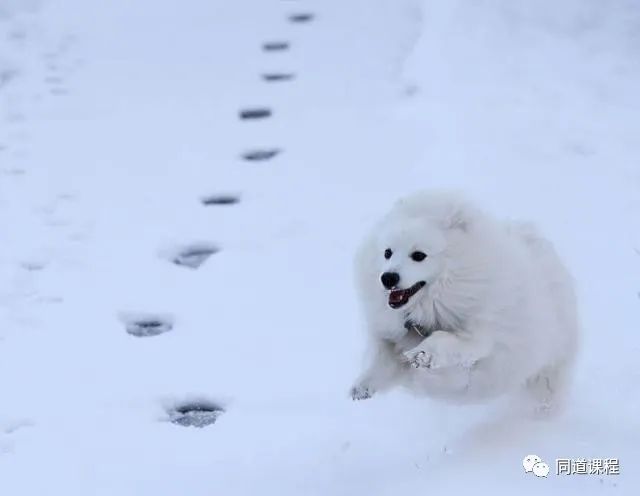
[[1, 0, 639, 494]]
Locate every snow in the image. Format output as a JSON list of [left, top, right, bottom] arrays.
[[1, 0, 639, 494]]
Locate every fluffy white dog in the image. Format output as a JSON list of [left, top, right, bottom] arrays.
[[351, 191, 579, 415]]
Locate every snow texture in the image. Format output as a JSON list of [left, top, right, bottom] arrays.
[[1, 0, 639, 494]]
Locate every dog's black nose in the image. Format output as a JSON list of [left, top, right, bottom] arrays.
[[380, 272, 400, 289]]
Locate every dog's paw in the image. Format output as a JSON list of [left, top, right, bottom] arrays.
[[349, 384, 374, 401], [402, 332, 465, 370], [404, 349, 432, 369]]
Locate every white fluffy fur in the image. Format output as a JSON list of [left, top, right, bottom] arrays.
[[351, 190, 579, 415]]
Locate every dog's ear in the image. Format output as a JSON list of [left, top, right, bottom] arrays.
[[394, 190, 477, 233], [441, 203, 473, 232], [446, 207, 469, 232]]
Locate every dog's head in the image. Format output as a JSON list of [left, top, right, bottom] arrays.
[[375, 217, 448, 310], [356, 191, 479, 316]]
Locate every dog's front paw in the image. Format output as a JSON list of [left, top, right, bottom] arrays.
[[349, 383, 375, 401], [404, 349, 432, 369], [402, 332, 463, 370]]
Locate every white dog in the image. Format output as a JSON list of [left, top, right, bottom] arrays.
[[351, 191, 579, 415]]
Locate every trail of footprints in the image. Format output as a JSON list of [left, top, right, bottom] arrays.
[[119, 6, 316, 427], [1, 26, 77, 171]]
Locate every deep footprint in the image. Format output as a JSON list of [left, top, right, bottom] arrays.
[[169, 401, 224, 428], [262, 73, 296, 83], [262, 41, 290, 52], [172, 243, 219, 269], [288, 13, 315, 23], [201, 194, 240, 206], [242, 149, 281, 162], [120, 313, 174, 337], [239, 108, 272, 120]]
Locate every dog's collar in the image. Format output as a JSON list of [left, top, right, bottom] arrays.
[[404, 320, 433, 338]]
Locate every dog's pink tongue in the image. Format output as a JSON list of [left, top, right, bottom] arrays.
[[389, 290, 404, 303]]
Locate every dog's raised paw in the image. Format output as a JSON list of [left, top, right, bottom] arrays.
[[350, 384, 374, 401], [403, 333, 465, 369], [404, 349, 432, 369]]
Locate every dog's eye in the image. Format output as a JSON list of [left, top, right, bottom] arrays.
[[410, 251, 427, 262], [384, 249, 393, 260]]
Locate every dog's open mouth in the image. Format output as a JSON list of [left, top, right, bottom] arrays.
[[388, 281, 426, 309]]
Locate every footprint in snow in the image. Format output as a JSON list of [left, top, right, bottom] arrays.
[[242, 149, 281, 162], [168, 400, 224, 428], [288, 13, 315, 23], [159, 242, 219, 269], [119, 312, 174, 338], [20, 260, 47, 272], [3, 167, 26, 176], [262, 41, 290, 52], [200, 194, 240, 206], [261, 73, 296, 83], [170, 242, 219, 269], [44, 75, 68, 96], [239, 107, 272, 120], [2, 419, 34, 434]]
